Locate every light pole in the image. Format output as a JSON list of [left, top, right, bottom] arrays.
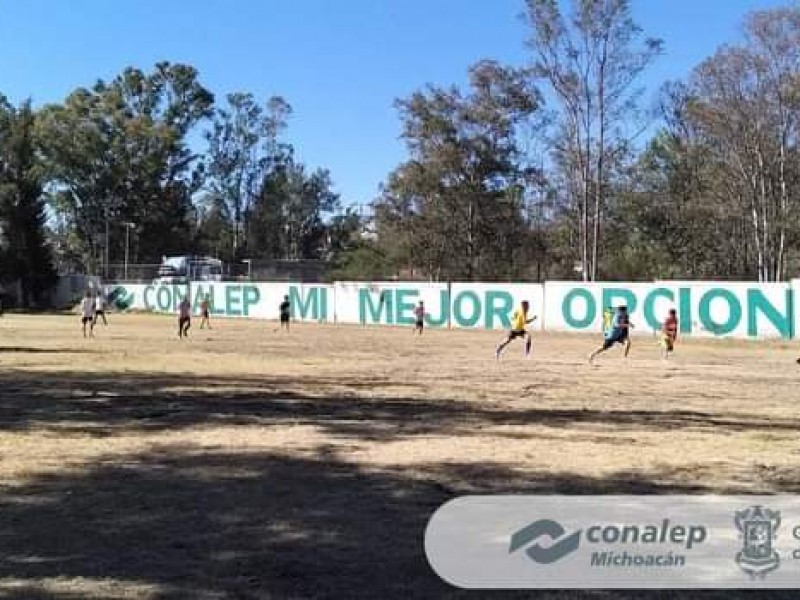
[[123, 222, 135, 281]]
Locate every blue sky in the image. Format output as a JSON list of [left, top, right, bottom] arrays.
[[0, 0, 789, 208]]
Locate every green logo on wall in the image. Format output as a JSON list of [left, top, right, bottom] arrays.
[[108, 286, 134, 310]]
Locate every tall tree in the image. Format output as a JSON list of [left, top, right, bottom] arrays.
[[194, 193, 235, 260], [376, 60, 541, 281], [248, 157, 340, 260], [38, 62, 214, 271], [525, 0, 662, 280], [685, 8, 800, 281], [0, 99, 56, 305], [205, 93, 291, 259]]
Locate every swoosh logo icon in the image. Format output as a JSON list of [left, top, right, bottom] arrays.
[[108, 287, 133, 310], [510, 519, 582, 564]]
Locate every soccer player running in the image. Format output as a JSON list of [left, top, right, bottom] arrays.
[[496, 300, 537, 360], [589, 305, 634, 364], [414, 301, 425, 335], [199, 294, 212, 330], [279, 295, 291, 332], [178, 296, 191, 338], [81, 290, 96, 338], [603, 306, 614, 335], [661, 308, 679, 359], [93, 289, 108, 326]]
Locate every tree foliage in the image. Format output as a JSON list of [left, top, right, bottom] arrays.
[[19, 62, 347, 280], [247, 157, 340, 261], [205, 93, 292, 259], [6, 4, 800, 294], [37, 62, 214, 269], [375, 61, 542, 281], [524, 0, 663, 281], [0, 99, 56, 305], [375, 3, 800, 283]]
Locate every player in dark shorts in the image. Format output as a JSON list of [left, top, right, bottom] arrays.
[[414, 301, 425, 335], [93, 290, 108, 326], [590, 305, 633, 364], [199, 294, 212, 329], [496, 300, 537, 359], [81, 290, 95, 338], [178, 297, 191, 338], [279, 295, 290, 332]]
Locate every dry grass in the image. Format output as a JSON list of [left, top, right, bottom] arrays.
[[0, 313, 798, 599]]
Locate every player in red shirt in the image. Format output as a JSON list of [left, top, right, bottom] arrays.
[[661, 308, 679, 359]]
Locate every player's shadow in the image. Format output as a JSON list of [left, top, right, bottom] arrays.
[[0, 346, 98, 354], [0, 443, 791, 600]]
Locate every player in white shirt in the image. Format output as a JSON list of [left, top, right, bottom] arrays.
[[93, 290, 108, 326], [81, 290, 96, 338]]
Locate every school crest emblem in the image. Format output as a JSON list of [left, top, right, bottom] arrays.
[[735, 505, 781, 578]]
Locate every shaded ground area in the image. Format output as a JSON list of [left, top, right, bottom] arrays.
[[0, 314, 798, 598]]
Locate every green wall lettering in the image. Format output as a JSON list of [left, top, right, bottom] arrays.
[[747, 289, 792, 339], [319, 288, 328, 321], [425, 290, 450, 327], [395, 289, 418, 325], [485, 291, 514, 329], [226, 286, 242, 317], [143, 286, 155, 311], [359, 289, 393, 324], [242, 286, 259, 317], [698, 288, 741, 335], [678, 288, 692, 333], [643, 288, 674, 331], [452, 291, 481, 327], [563, 288, 596, 329]]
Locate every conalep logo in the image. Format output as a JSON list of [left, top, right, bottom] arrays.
[[107, 286, 134, 310], [509, 519, 581, 564], [425, 496, 800, 588], [510, 518, 707, 569]]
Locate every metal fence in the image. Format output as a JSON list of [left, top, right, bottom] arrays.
[[105, 260, 331, 284], [0, 259, 335, 309], [104, 263, 162, 284]]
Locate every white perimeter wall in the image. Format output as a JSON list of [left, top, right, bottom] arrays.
[[100, 279, 800, 340]]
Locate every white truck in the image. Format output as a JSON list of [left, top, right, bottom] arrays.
[[155, 255, 223, 284]]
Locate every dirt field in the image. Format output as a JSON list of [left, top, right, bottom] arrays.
[[0, 313, 798, 599]]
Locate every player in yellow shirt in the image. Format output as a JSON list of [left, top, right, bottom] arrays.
[[603, 306, 614, 334], [496, 300, 537, 360]]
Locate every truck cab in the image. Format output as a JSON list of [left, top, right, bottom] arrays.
[[155, 256, 223, 284]]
